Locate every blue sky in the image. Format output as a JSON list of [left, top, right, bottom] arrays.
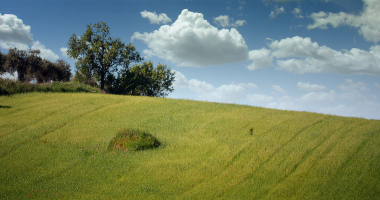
[[1, 0, 380, 119]]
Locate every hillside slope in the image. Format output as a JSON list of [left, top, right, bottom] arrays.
[[1, 93, 379, 199]]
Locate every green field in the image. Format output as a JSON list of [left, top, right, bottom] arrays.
[[1, 92, 379, 199]]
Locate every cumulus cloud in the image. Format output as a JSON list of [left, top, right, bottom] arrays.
[[292, 6, 304, 18], [0, 40, 29, 50], [269, 36, 380, 76], [30, 41, 59, 61], [60, 47, 69, 58], [247, 94, 274, 104], [272, 85, 287, 94], [188, 80, 250, 103], [0, 14, 59, 61], [213, 15, 246, 28], [297, 82, 326, 92], [297, 90, 337, 103], [267, 101, 299, 111], [1, 40, 59, 61], [307, 0, 380, 42], [297, 79, 371, 105], [132, 9, 248, 67], [319, 105, 355, 116], [269, 6, 285, 19], [338, 79, 367, 101], [0, 13, 33, 44], [241, 83, 258, 89], [140, 11, 172, 25], [172, 70, 189, 90], [247, 48, 273, 70], [172, 70, 259, 103]]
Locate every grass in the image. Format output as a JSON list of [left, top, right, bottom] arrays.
[[0, 92, 379, 199]]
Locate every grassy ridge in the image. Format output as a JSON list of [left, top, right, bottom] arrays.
[[0, 93, 379, 199]]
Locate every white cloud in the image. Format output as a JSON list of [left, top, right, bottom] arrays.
[[319, 105, 355, 116], [60, 47, 69, 58], [188, 79, 215, 94], [297, 82, 326, 92], [0, 14, 59, 61], [307, 0, 380, 42], [338, 79, 367, 102], [297, 90, 336, 103], [292, 6, 304, 18], [375, 83, 380, 89], [247, 94, 274, 104], [241, 83, 258, 89], [214, 15, 246, 28], [247, 48, 273, 70], [0, 13, 33, 44], [132, 9, 248, 67], [270, 6, 285, 20], [171, 70, 260, 103], [31, 41, 59, 61], [0, 40, 59, 61], [0, 40, 29, 50], [270, 36, 380, 76], [140, 11, 172, 25], [272, 85, 287, 94], [278, 95, 293, 102], [338, 79, 367, 92], [267, 101, 299, 111], [172, 70, 190, 90]]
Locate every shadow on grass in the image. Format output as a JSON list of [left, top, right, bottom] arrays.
[[0, 105, 11, 109]]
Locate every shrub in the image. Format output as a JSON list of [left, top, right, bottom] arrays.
[[108, 128, 161, 152], [0, 78, 100, 96]]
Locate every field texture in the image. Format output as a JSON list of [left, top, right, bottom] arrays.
[[1, 93, 379, 199]]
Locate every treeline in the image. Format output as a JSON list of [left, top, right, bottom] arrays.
[[0, 48, 72, 83]]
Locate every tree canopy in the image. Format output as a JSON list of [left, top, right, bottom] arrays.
[[66, 22, 143, 90]]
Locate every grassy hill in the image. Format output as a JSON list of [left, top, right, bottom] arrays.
[[1, 92, 379, 199]]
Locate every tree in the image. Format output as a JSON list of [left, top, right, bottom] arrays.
[[36, 59, 72, 83], [0, 52, 6, 75], [66, 22, 143, 90], [106, 61, 175, 97], [3, 48, 43, 82]]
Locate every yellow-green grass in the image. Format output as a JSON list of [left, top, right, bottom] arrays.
[[0, 92, 379, 199]]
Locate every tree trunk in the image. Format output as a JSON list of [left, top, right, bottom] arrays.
[[100, 72, 105, 90]]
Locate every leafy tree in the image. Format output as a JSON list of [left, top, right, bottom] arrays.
[[0, 52, 6, 74], [36, 59, 72, 83], [66, 22, 143, 90], [3, 48, 30, 82], [106, 61, 175, 97]]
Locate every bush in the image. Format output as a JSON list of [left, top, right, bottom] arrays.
[[108, 128, 161, 152], [0, 78, 100, 96]]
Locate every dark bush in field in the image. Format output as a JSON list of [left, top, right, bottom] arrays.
[[108, 128, 161, 152]]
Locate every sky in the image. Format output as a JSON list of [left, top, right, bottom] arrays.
[[1, 0, 380, 120]]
